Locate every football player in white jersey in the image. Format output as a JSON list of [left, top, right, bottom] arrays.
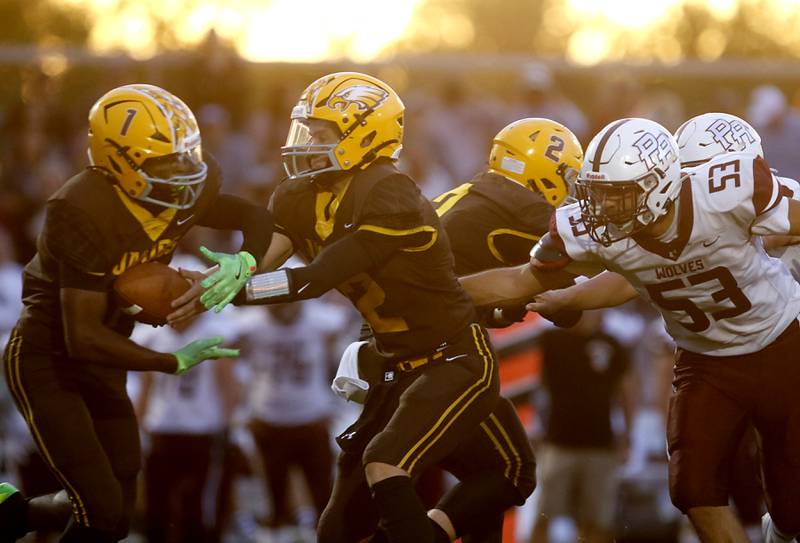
[[460, 118, 800, 542], [677, 112, 800, 279], [549, 112, 800, 311]]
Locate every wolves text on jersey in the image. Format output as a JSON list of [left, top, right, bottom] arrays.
[[655, 258, 706, 280]]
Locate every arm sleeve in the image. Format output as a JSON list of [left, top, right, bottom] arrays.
[[198, 193, 274, 262], [238, 229, 409, 305], [43, 201, 110, 291], [267, 185, 299, 249]]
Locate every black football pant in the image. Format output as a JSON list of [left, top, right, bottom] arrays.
[[317, 324, 535, 542], [2, 328, 141, 541], [318, 397, 535, 542]]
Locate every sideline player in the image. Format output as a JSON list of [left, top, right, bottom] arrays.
[[172, 72, 531, 543], [0, 84, 272, 543], [460, 118, 800, 542]]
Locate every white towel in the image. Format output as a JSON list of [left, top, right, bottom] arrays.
[[331, 341, 370, 404]]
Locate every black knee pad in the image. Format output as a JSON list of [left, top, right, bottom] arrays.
[[437, 472, 526, 537]]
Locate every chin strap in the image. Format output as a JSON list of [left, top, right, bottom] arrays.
[[352, 140, 398, 171], [105, 137, 142, 171]]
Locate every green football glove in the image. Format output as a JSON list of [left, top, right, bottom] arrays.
[[198, 246, 257, 312], [173, 336, 240, 375]]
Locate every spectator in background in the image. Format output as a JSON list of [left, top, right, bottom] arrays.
[[530, 310, 634, 543], [197, 104, 259, 196], [420, 80, 497, 193], [585, 73, 642, 144], [0, 228, 23, 337], [134, 256, 241, 543], [399, 90, 457, 198], [239, 297, 346, 534], [630, 88, 685, 132], [186, 30, 250, 127], [747, 85, 800, 177], [507, 62, 589, 143]]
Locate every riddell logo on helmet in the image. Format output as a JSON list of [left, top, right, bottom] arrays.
[[327, 85, 388, 113], [583, 172, 608, 181], [706, 118, 757, 151]]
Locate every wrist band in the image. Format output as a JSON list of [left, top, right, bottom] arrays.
[[245, 270, 291, 301]]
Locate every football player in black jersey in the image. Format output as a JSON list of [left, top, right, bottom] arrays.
[[427, 118, 585, 542], [435, 118, 583, 276], [0, 84, 272, 543], [171, 72, 531, 543]]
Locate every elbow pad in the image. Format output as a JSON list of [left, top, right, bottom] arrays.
[[530, 233, 571, 272]]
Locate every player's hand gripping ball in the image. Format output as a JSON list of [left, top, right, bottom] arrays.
[[113, 262, 191, 325]]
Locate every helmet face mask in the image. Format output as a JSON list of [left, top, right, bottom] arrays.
[[139, 147, 207, 209], [576, 170, 661, 246], [576, 118, 681, 246], [281, 72, 404, 183], [487, 118, 584, 207], [87, 84, 207, 210], [282, 116, 344, 181]]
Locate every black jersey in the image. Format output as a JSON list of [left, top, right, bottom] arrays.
[[270, 160, 475, 358], [18, 155, 222, 353], [433, 172, 554, 275]]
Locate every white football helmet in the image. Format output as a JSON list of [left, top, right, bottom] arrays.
[[674, 112, 762, 167], [576, 118, 681, 246]]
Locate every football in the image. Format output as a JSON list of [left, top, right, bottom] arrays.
[[113, 262, 191, 325]]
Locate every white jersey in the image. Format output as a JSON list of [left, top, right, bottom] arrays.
[[766, 176, 800, 282], [134, 318, 228, 435], [242, 299, 347, 426], [554, 152, 800, 356]]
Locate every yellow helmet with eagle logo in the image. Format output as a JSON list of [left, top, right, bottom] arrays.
[[282, 72, 404, 182], [488, 118, 584, 207], [87, 84, 207, 209]]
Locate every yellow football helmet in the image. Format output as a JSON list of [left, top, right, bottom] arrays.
[[488, 118, 584, 207], [282, 72, 404, 181], [87, 84, 207, 209]]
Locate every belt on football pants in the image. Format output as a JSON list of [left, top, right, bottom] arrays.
[[395, 351, 444, 373]]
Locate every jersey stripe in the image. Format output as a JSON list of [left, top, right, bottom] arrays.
[[752, 156, 780, 215]]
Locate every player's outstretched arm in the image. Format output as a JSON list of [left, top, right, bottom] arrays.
[[525, 271, 638, 314], [197, 194, 274, 265], [233, 229, 408, 307], [786, 199, 800, 235], [460, 263, 574, 308], [167, 232, 295, 325]]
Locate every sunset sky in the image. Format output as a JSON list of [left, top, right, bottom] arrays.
[[51, 0, 800, 64]]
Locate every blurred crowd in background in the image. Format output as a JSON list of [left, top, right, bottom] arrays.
[[1, 31, 798, 543]]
